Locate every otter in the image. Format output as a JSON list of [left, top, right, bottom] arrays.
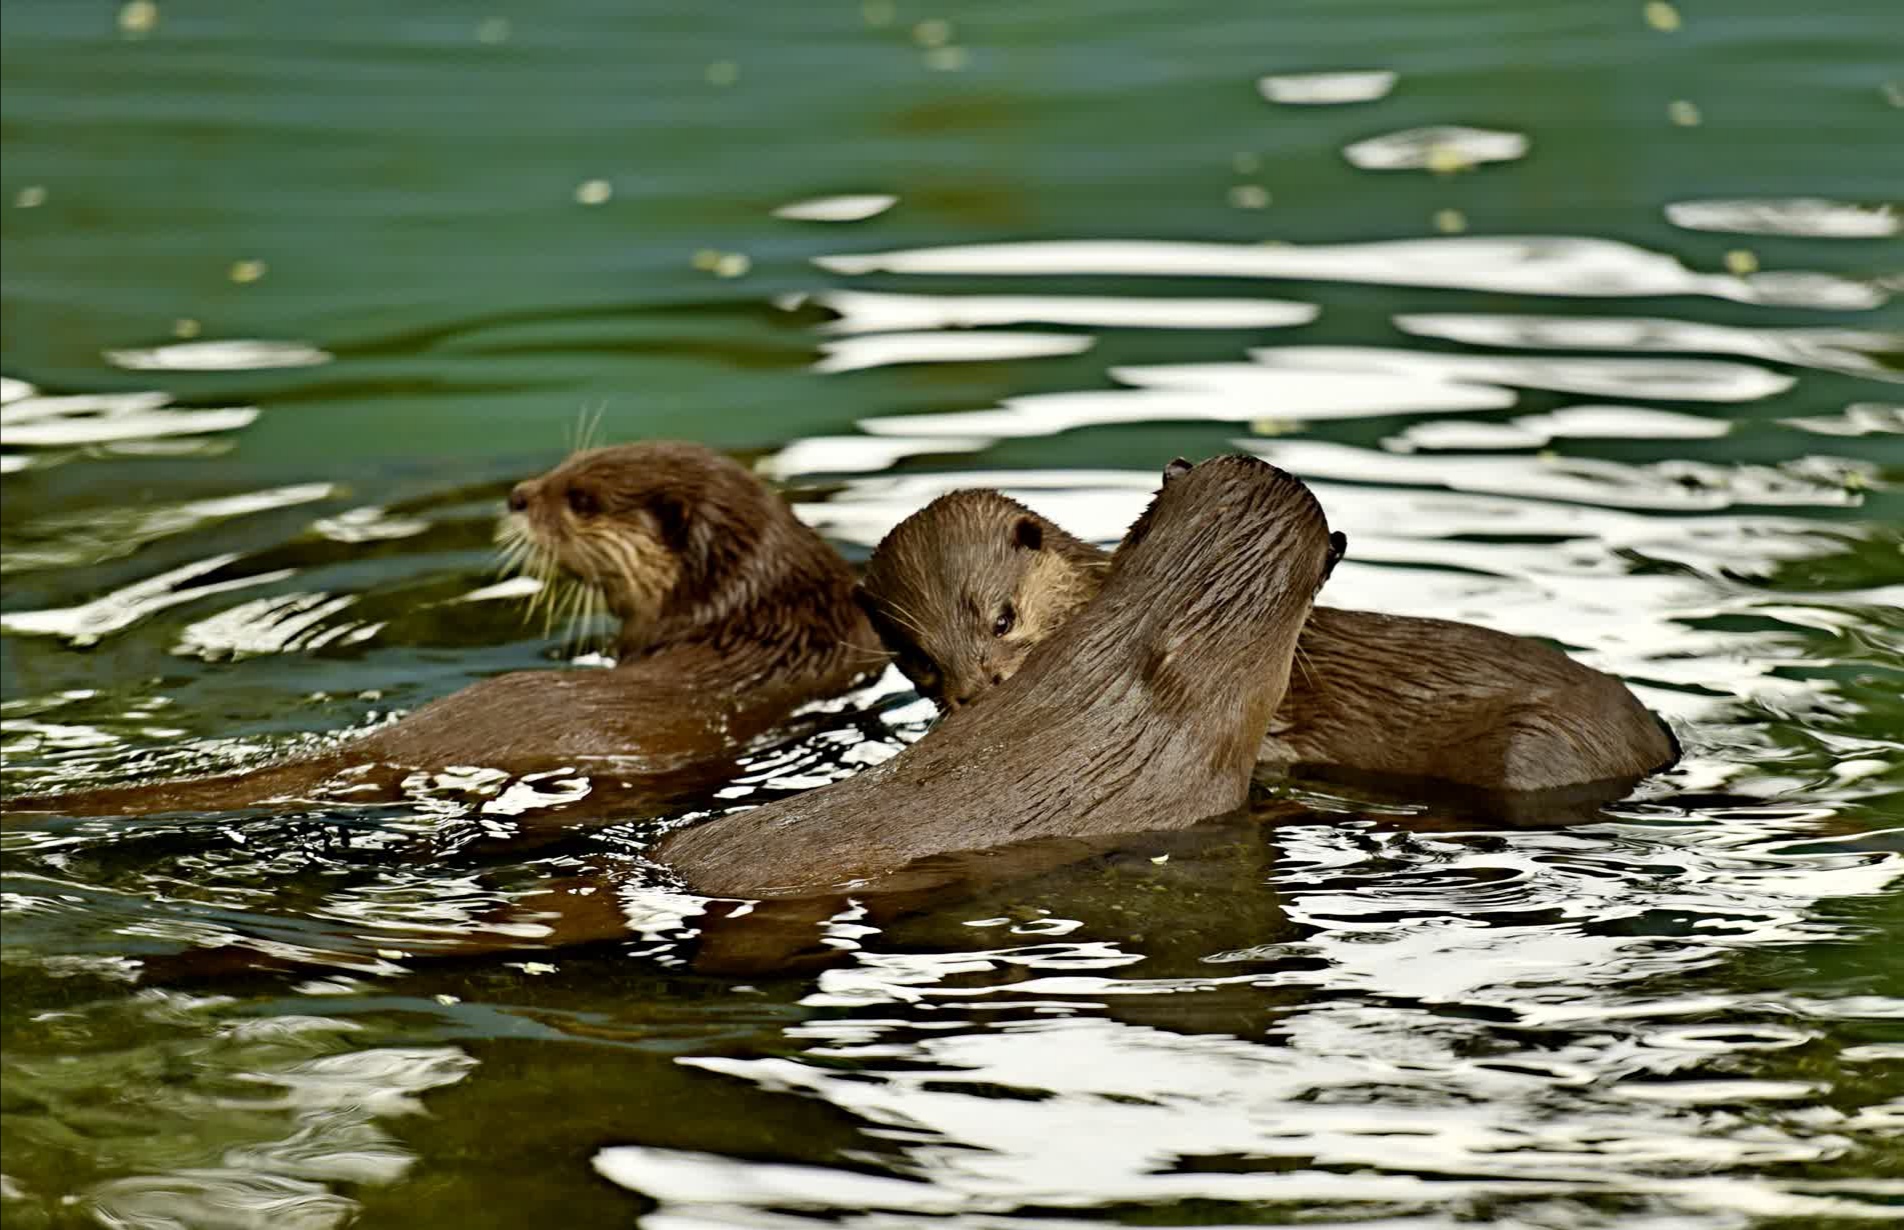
[[857, 465, 1678, 795], [8, 441, 886, 816], [653, 454, 1344, 899]]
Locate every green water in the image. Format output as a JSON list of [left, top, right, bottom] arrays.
[[3, 0, 1901, 1226]]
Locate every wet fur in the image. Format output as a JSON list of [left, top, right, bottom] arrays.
[[859, 488, 1678, 794], [656, 455, 1337, 898]]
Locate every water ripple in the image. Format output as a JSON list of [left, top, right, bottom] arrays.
[[818, 235, 1887, 308], [1258, 70, 1397, 105], [1665, 198, 1899, 239]]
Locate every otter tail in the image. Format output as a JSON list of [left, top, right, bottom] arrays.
[[4, 755, 354, 818]]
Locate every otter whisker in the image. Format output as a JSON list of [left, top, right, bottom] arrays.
[[873, 596, 931, 643], [830, 637, 892, 664], [582, 403, 606, 454], [1292, 642, 1318, 694]]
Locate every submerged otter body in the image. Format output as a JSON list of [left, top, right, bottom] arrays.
[[858, 483, 1677, 794], [655, 455, 1342, 899], [11, 442, 884, 816]]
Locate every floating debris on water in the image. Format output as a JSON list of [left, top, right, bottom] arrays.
[[173, 317, 201, 339], [773, 194, 898, 222], [476, 16, 510, 44], [229, 259, 267, 284], [1231, 152, 1262, 175], [692, 248, 752, 278], [1258, 70, 1397, 105], [1344, 126, 1528, 173], [1724, 249, 1760, 276], [1668, 99, 1702, 126], [117, 0, 158, 36], [574, 179, 612, 206], [705, 60, 739, 87], [912, 19, 953, 47], [861, 0, 895, 26], [1228, 185, 1271, 210], [1643, 1, 1682, 32], [923, 45, 969, 71], [1434, 208, 1468, 233], [14, 186, 47, 209]]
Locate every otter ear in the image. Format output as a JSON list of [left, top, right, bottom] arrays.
[[1162, 457, 1193, 484], [647, 493, 691, 553], [1011, 516, 1043, 552], [1321, 531, 1347, 586]]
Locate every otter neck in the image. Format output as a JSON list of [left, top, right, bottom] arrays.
[[616, 520, 873, 686]]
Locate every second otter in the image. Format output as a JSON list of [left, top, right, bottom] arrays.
[[858, 470, 1677, 795]]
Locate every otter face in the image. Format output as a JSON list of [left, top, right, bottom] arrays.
[[496, 444, 700, 630], [860, 493, 1102, 711]]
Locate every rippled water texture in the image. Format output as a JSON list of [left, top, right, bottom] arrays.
[[3, 2, 1901, 1227]]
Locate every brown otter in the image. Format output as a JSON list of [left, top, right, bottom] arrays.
[[8, 441, 886, 816], [857, 467, 1678, 795], [653, 454, 1344, 899]]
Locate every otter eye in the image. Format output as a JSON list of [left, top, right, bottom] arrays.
[[991, 603, 1016, 638], [566, 487, 600, 517]]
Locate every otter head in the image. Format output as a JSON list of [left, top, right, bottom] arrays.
[[858, 490, 1106, 710], [497, 441, 801, 655], [1108, 455, 1343, 707]]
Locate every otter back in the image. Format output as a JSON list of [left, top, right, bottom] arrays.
[[858, 486, 1676, 795]]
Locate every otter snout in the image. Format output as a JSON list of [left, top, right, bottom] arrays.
[[507, 480, 535, 513], [940, 659, 1010, 711]]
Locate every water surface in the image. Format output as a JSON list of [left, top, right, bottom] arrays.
[[3, 1, 1901, 1226]]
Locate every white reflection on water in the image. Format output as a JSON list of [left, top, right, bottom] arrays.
[[1173, 345, 1796, 401], [0, 391, 257, 447], [1343, 125, 1529, 171], [1387, 405, 1731, 452], [759, 434, 991, 480], [796, 288, 1318, 333], [1665, 198, 1899, 238], [595, 818, 1901, 1225], [1238, 439, 1877, 512], [1258, 69, 1397, 105], [172, 591, 384, 661], [103, 338, 334, 372], [308, 505, 431, 544], [1393, 313, 1903, 381], [2, 482, 335, 574], [0, 554, 295, 647], [772, 194, 899, 222], [813, 330, 1095, 373], [859, 372, 1512, 440], [832, 339, 1796, 447], [818, 235, 1887, 308], [1783, 402, 1904, 437]]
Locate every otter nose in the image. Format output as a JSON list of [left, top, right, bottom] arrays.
[[507, 482, 533, 513], [944, 691, 974, 711]]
